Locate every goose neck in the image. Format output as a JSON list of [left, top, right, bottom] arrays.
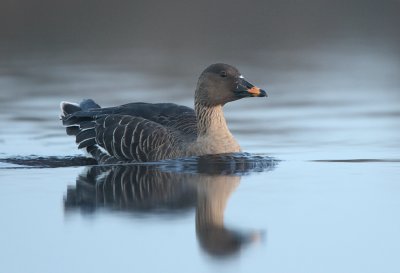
[[195, 103, 229, 136]]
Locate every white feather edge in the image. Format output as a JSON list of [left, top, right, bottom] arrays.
[[60, 101, 79, 110]]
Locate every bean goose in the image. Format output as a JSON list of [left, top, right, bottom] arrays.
[[61, 63, 267, 163]]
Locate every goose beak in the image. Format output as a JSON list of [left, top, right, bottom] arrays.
[[235, 77, 267, 98]]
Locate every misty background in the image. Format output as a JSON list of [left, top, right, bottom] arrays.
[[1, 0, 399, 56], [0, 0, 400, 50]]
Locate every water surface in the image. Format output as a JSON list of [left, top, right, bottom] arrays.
[[0, 45, 399, 273]]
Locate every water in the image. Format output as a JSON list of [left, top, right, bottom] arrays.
[[0, 44, 399, 273]]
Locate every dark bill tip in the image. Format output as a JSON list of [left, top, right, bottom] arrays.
[[258, 89, 267, 97]]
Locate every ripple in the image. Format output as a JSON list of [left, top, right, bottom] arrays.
[[0, 153, 278, 175], [0, 155, 97, 168], [311, 159, 400, 163]]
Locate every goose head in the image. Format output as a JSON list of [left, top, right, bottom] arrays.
[[195, 63, 267, 107]]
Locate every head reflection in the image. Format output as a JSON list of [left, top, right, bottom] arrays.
[[64, 155, 276, 257]]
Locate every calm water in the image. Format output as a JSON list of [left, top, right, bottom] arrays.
[[0, 45, 400, 273]]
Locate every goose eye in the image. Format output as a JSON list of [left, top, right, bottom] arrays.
[[220, 71, 227, 78]]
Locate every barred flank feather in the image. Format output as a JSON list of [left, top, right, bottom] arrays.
[[61, 100, 197, 163]]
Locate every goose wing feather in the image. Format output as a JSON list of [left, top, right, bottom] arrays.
[[77, 114, 183, 162], [64, 102, 197, 138]]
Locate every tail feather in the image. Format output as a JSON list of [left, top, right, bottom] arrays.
[[80, 121, 96, 129], [60, 101, 80, 116], [76, 129, 96, 144], [79, 99, 101, 111], [60, 99, 101, 116], [66, 126, 80, 136], [60, 99, 102, 153], [78, 138, 97, 149]]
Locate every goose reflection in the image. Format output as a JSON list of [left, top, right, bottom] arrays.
[[64, 154, 276, 257]]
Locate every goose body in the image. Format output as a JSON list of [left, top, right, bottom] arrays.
[[61, 63, 267, 163]]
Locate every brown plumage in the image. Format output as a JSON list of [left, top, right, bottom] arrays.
[[60, 63, 267, 163]]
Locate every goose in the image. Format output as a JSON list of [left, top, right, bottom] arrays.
[[61, 63, 267, 163]]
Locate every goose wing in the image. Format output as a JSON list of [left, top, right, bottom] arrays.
[[61, 101, 198, 162], [65, 102, 197, 138], [73, 114, 184, 162]]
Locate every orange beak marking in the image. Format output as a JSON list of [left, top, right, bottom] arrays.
[[248, 86, 261, 96]]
